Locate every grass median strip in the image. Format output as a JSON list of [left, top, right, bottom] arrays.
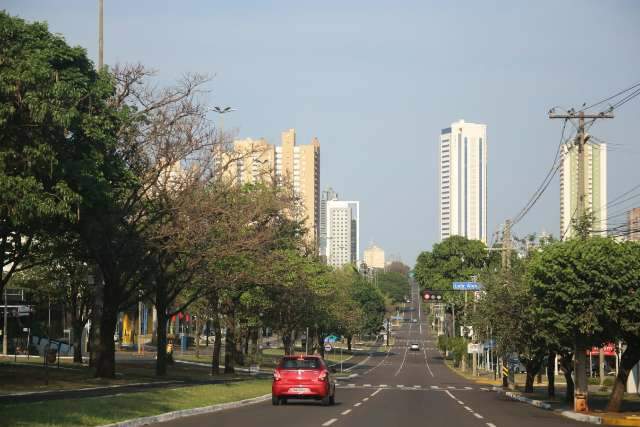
[[0, 379, 271, 427]]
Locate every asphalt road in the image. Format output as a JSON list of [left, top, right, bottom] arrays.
[[156, 282, 583, 427]]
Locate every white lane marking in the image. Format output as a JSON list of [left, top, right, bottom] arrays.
[[364, 345, 392, 375], [371, 389, 382, 396], [430, 385, 439, 389], [322, 419, 338, 426], [413, 385, 421, 388], [379, 384, 387, 387], [487, 424, 497, 427], [364, 384, 371, 387], [464, 386, 472, 390], [423, 348, 434, 377], [397, 385, 404, 388], [480, 387, 488, 391], [362, 397, 369, 401], [474, 413, 484, 419], [394, 345, 409, 376], [448, 386, 455, 389], [341, 409, 352, 415], [445, 390, 456, 399], [354, 402, 362, 407], [464, 406, 473, 412], [457, 400, 464, 405]]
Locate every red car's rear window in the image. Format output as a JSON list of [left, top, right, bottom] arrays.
[[279, 358, 322, 370]]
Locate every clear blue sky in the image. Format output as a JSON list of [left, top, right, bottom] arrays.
[[5, 0, 640, 265]]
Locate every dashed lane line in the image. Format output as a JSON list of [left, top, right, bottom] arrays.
[[362, 397, 369, 401], [341, 409, 351, 415], [445, 390, 496, 427], [322, 419, 338, 426], [371, 389, 382, 396], [354, 402, 362, 407]]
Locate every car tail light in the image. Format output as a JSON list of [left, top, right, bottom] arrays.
[[273, 371, 281, 381], [317, 371, 328, 382]]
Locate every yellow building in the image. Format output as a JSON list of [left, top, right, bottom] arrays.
[[220, 129, 320, 244], [363, 244, 385, 270]]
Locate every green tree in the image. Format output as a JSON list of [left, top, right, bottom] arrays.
[[0, 12, 114, 296], [527, 237, 630, 405]]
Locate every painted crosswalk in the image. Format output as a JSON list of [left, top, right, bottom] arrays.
[[337, 383, 493, 392]]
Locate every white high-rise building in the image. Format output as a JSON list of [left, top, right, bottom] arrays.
[[325, 200, 360, 268], [560, 141, 607, 239], [319, 187, 339, 256], [439, 120, 487, 243]]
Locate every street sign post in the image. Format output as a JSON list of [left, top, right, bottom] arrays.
[[452, 282, 481, 290]]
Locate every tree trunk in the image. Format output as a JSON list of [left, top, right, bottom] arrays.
[[224, 313, 236, 374], [71, 320, 85, 364], [547, 351, 556, 398], [317, 333, 325, 359], [524, 358, 542, 393], [559, 353, 574, 403], [282, 331, 293, 355], [211, 314, 222, 375], [347, 336, 352, 352], [94, 303, 117, 378], [606, 343, 640, 412], [155, 288, 168, 376]]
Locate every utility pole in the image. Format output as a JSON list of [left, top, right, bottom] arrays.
[[98, 0, 104, 70], [550, 109, 613, 411], [501, 220, 512, 274]]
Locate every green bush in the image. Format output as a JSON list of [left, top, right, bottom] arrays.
[[436, 336, 467, 367]]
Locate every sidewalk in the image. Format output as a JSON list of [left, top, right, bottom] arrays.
[[444, 359, 640, 426]]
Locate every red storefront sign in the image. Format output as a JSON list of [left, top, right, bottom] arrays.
[[588, 343, 616, 356]]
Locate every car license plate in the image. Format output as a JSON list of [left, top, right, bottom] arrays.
[[289, 387, 309, 393]]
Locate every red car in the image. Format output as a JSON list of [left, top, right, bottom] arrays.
[[272, 355, 336, 406]]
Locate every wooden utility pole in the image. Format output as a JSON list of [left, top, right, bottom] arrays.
[[98, 0, 104, 70], [501, 220, 512, 274], [549, 109, 613, 412]]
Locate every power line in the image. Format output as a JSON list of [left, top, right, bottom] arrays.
[[577, 81, 640, 113], [511, 120, 572, 226]]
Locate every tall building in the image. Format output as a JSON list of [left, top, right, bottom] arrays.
[[439, 120, 487, 243], [559, 141, 607, 239], [628, 208, 640, 241], [319, 187, 339, 256], [363, 244, 385, 270], [325, 200, 359, 268], [220, 129, 320, 243]]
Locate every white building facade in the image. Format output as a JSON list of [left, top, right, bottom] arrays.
[[439, 120, 487, 243], [325, 200, 360, 268]]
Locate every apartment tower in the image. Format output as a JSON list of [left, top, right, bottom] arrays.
[[439, 120, 487, 243], [325, 200, 360, 268], [559, 141, 607, 239], [319, 187, 339, 256], [221, 129, 320, 243]]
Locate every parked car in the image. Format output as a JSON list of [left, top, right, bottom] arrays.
[[272, 356, 336, 406], [410, 343, 420, 351]]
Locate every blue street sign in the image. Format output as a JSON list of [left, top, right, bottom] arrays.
[[452, 282, 481, 290]]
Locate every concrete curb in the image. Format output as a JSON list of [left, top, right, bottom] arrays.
[[99, 393, 271, 427], [336, 373, 359, 381], [496, 388, 606, 425]]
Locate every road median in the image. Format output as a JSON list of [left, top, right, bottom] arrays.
[[0, 379, 271, 426]]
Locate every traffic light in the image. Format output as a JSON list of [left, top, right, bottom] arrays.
[[422, 290, 443, 302]]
